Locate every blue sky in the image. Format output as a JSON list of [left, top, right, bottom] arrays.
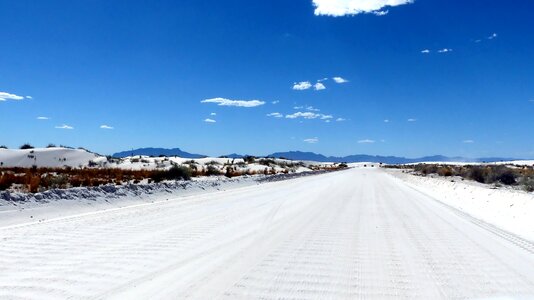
[[1, 0, 533, 158]]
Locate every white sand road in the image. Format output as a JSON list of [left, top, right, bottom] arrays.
[[1, 168, 533, 299]]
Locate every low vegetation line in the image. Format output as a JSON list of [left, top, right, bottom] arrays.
[[384, 164, 534, 192]]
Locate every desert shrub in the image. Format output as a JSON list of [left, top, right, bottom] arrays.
[[151, 166, 191, 182], [489, 166, 517, 185], [520, 176, 534, 192], [243, 156, 256, 164], [465, 166, 486, 183], [20, 143, 34, 150], [437, 166, 454, 177], [338, 163, 348, 168], [205, 165, 221, 176], [46, 143, 56, 148], [0, 145, 7, 149], [259, 158, 275, 166]]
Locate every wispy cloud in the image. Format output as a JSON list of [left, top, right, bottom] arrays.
[[421, 49, 430, 54], [463, 139, 475, 144], [55, 124, 74, 130], [26, 96, 33, 99], [358, 139, 375, 144], [36, 116, 49, 120], [384, 119, 390, 123], [312, 0, 413, 16], [437, 48, 453, 53], [286, 111, 332, 120], [487, 33, 498, 40], [332, 76, 348, 83], [271, 100, 279, 104], [303, 137, 319, 144], [317, 77, 328, 82], [266, 112, 283, 118], [292, 81, 312, 90], [204, 118, 216, 123], [336, 117, 346, 122], [201, 97, 265, 107], [294, 105, 320, 112], [374, 10, 389, 16], [100, 125, 114, 129], [314, 82, 326, 90], [407, 118, 417, 122], [0, 92, 24, 101]]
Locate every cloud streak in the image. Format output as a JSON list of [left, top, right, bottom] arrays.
[[303, 137, 319, 144], [332, 76, 348, 83], [0, 92, 24, 101], [266, 112, 283, 118], [100, 125, 114, 129], [286, 111, 332, 120], [358, 139, 375, 144], [36, 116, 50, 120], [312, 0, 413, 16], [204, 118, 216, 123], [55, 124, 74, 130], [201, 97, 265, 107]]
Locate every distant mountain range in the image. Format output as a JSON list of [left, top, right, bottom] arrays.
[[267, 151, 517, 164], [112, 147, 206, 158], [113, 148, 518, 164]]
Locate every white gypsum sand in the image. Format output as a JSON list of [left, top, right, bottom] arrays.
[[0, 168, 533, 299]]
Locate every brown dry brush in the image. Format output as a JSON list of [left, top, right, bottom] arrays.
[[0, 166, 194, 193]]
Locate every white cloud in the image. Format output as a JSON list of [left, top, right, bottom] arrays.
[[421, 49, 430, 54], [271, 100, 280, 104], [266, 112, 283, 118], [336, 117, 346, 122], [286, 112, 321, 119], [303, 137, 319, 144], [292, 81, 312, 90], [313, 0, 413, 16], [437, 48, 453, 53], [294, 105, 320, 112], [286, 111, 333, 120], [55, 124, 74, 130], [204, 118, 216, 123], [463, 139, 475, 144], [384, 119, 390, 123], [332, 76, 348, 83], [36, 116, 49, 120], [210, 112, 217, 116], [100, 125, 114, 129], [407, 118, 417, 122], [317, 78, 328, 82], [358, 139, 375, 144], [314, 82, 326, 90], [488, 33, 497, 40], [325, 120, 331, 123], [26, 96, 33, 99], [0, 92, 24, 101], [201, 97, 265, 107]]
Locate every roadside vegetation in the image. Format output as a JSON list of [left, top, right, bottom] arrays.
[[384, 164, 534, 192], [0, 162, 348, 193]]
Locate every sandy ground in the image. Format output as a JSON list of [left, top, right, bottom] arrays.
[[0, 168, 533, 299]]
